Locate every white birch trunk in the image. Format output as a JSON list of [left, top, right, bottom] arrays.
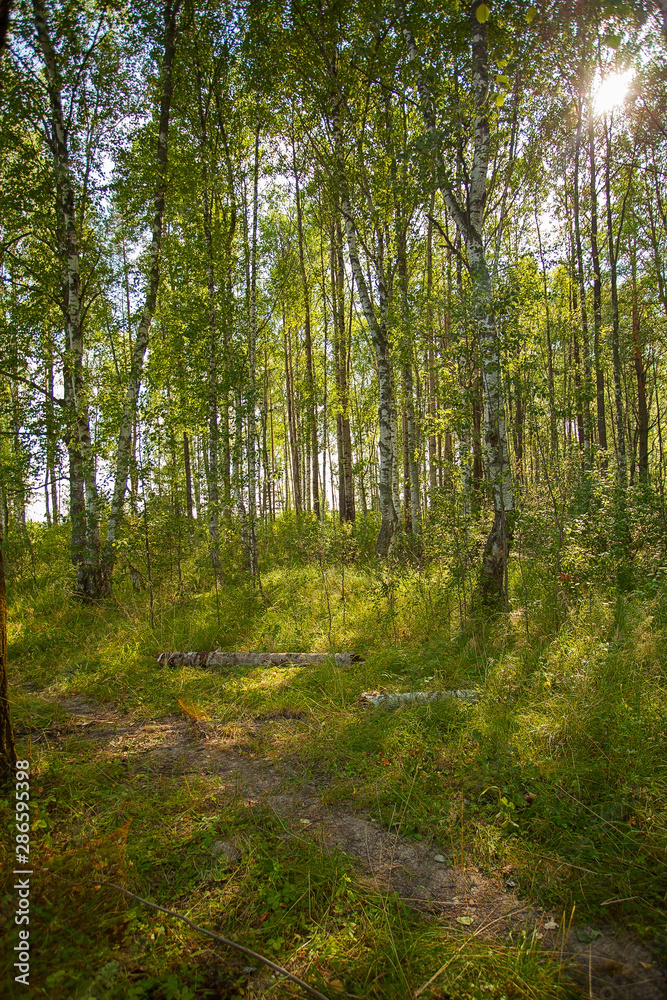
[[398, 0, 514, 598], [33, 0, 102, 598]]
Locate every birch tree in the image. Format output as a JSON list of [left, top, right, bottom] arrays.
[[32, 0, 105, 598], [397, 0, 514, 598], [102, 0, 181, 588]]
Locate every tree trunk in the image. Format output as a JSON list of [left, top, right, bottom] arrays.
[[398, 0, 514, 598], [293, 136, 320, 518], [247, 123, 260, 577], [183, 431, 194, 520], [331, 217, 355, 523], [631, 253, 649, 482], [573, 97, 593, 463], [0, 523, 17, 785], [588, 112, 607, 460], [203, 185, 221, 569], [468, 233, 514, 597], [426, 206, 438, 504], [33, 0, 102, 598], [44, 341, 59, 525], [513, 373, 524, 483], [402, 407, 411, 531], [658, 0, 667, 45], [102, 0, 180, 587], [398, 223, 421, 535], [604, 120, 627, 489], [334, 133, 396, 548], [534, 199, 558, 457], [566, 183, 586, 457], [284, 314, 302, 515], [193, 435, 202, 516], [471, 372, 484, 501]]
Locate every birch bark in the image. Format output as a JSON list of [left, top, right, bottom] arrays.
[[33, 0, 102, 598], [397, 0, 513, 597]]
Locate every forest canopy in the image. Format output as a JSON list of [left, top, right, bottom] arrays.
[[1, 0, 667, 598]]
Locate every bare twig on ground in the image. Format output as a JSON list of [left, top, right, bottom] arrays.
[[50, 874, 332, 1000]]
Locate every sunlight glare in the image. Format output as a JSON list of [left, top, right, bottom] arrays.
[[593, 69, 635, 115]]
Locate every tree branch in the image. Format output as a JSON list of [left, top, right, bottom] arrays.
[[0, 367, 65, 407]]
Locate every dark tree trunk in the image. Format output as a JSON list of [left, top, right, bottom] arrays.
[[331, 218, 355, 523], [183, 431, 194, 520], [589, 113, 607, 459], [573, 98, 593, 463], [605, 119, 629, 488], [0, 525, 17, 785], [534, 200, 558, 456], [293, 137, 320, 518], [284, 315, 302, 515], [632, 256, 649, 482]]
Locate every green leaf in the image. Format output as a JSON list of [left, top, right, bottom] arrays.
[[526, 6, 537, 23], [604, 32, 621, 48], [457, 915, 474, 925], [497, 74, 510, 87], [495, 94, 505, 107], [476, 3, 491, 23], [497, 58, 509, 69]]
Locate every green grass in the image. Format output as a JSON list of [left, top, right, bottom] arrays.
[[1, 516, 666, 997]]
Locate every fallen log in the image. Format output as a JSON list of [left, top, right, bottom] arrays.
[[359, 689, 479, 707], [157, 650, 361, 668]]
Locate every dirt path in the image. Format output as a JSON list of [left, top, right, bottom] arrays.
[[26, 696, 667, 1000]]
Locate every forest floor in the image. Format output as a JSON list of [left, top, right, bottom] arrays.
[[38, 693, 667, 1000], [1, 524, 667, 999]]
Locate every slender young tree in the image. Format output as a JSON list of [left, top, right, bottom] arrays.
[[0, 522, 16, 785], [102, 0, 181, 588], [589, 101, 608, 459], [331, 213, 355, 524], [292, 130, 320, 519], [331, 90, 399, 555]]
